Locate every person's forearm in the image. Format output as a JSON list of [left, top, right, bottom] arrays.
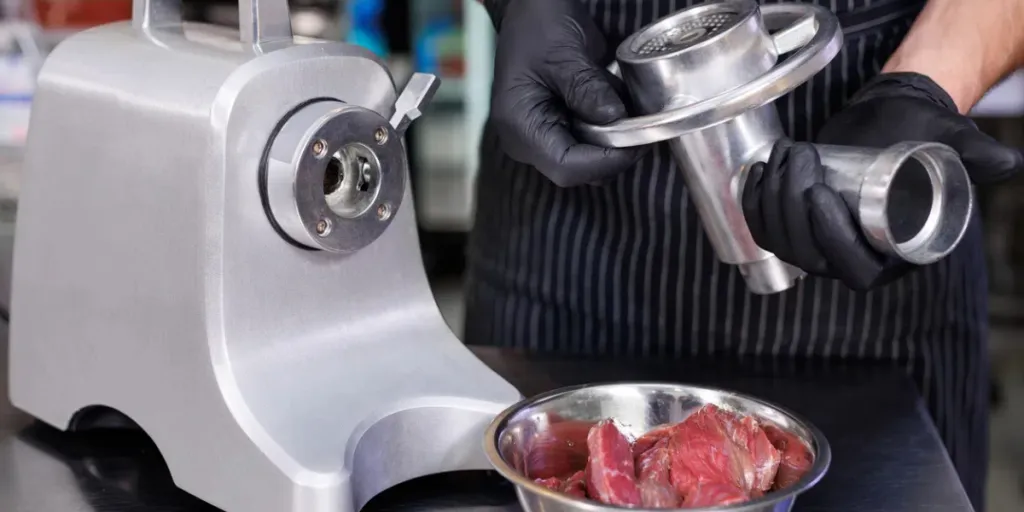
[[882, 0, 1024, 113]]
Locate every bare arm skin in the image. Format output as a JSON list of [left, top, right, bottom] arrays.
[[882, 0, 1024, 113]]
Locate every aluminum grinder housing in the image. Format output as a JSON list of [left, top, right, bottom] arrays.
[[578, 0, 974, 295], [7, 1, 521, 511]]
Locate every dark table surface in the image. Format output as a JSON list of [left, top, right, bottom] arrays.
[[0, 324, 973, 512]]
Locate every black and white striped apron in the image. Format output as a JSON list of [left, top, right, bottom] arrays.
[[464, 1, 989, 509]]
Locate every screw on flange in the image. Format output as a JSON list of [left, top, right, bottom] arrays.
[[376, 203, 392, 221], [374, 127, 388, 145], [316, 218, 332, 236], [312, 139, 328, 158]]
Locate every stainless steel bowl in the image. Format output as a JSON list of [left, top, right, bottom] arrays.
[[483, 383, 830, 512]]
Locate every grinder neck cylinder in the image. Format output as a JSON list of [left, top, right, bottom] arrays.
[[669, 106, 806, 295], [616, 1, 806, 295]]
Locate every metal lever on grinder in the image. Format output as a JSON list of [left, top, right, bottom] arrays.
[[390, 73, 441, 136]]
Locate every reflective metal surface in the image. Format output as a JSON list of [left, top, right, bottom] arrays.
[[577, 2, 842, 146], [265, 101, 408, 253], [665, 104, 806, 295], [1, 342, 975, 511], [484, 383, 829, 512], [7, 0, 521, 511], [576, 0, 975, 294], [390, 73, 441, 136], [812, 142, 974, 264]]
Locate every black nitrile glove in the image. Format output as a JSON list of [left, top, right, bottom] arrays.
[[488, 0, 646, 187], [742, 72, 1024, 290], [742, 138, 911, 290]]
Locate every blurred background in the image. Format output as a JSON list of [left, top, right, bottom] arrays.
[[1, 0, 1024, 509]]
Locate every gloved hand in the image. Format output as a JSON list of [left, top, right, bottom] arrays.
[[742, 72, 1024, 290], [487, 0, 646, 187]]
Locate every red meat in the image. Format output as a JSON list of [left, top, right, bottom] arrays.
[[636, 437, 681, 507], [534, 477, 563, 491], [636, 437, 673, 484], [563, 470, 588, 498], [731, 416, 781, 492], [639, 479, 681, 508], [668, 405, 756, 495], [525, 420, 594, 479], [632, 423, 678, 458], [584, 420, 642, 506], [763, 425, 813, 490], [520, 405, 810, 509], [707, 407, 780, 492], [682, 482, 750, 508]]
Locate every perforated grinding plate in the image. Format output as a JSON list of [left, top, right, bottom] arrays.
[[626, 2, 752, 59]]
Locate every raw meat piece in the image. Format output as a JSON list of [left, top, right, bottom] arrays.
[[708, 407, 780, 492], [585, 420, 642, 506], [521, 406, 803, 509], [563, 470, 587, 498], [732, 416, 781, 492], [639, 479, 681, 508], [682, 482, 749, 508], [525, 420, 594, 479], [534, 471, 588, 499], [763, 425, 813, 490], [636, 438, 681, 508], [636, 437, 672, 485], [632, 423, 678, 458], [534, 477, 563, 491], [668, 405, 756, 495]]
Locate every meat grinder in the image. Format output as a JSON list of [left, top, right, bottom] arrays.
[[6, 1, 521, 511], [578, 0, 975, 295]]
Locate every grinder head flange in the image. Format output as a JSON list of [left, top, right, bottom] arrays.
[[263, 102, 407, 254], [578, 1, 843, 147]]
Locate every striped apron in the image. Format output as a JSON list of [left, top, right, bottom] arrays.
[[464, 1, 989, 509]]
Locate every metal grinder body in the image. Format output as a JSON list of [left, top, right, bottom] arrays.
[[7, 1, 520, 511]]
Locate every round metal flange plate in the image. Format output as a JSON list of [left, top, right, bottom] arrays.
[[263, 101, 406, 254], [623, 1, 755, 60], [577, 3, 842, 148]]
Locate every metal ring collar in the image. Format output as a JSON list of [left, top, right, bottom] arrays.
[[576, 4, 843, 148], [263, 100, 406, 254]]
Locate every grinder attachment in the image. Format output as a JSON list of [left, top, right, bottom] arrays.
[[578, 0, 973, 294]]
